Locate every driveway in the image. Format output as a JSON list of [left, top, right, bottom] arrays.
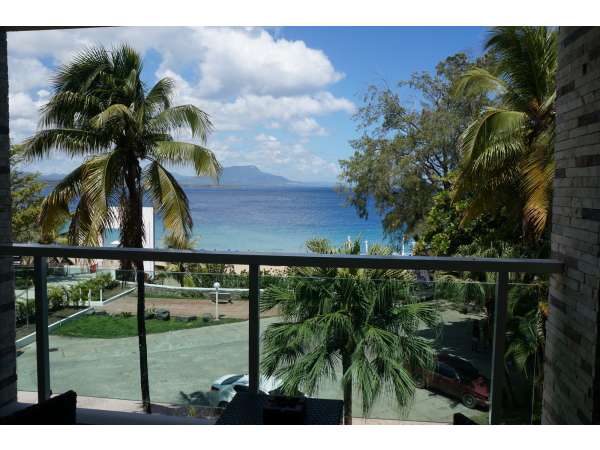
[[16, 307, 490, 423]]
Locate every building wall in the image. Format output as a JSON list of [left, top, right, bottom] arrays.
[[0, 30, 17, 410], [543, 26, 600, 424]]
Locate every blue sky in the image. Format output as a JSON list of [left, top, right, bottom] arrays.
[[8, 27, 487, 182]]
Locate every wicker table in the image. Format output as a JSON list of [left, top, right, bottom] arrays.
[[216, 392, 344, 425]]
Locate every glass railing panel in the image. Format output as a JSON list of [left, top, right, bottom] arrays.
[[14, 266, 36, 401], [13, 256, 543, 424], [501, 281, 547, 424], [44, 269, 143, 405], [257, 272, 495, 424], [144, 268, 251, 420], [14, 264, 142, 404]]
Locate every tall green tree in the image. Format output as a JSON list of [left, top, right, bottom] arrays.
[[260, 238, 441, 424], [412, 182, 527, 257], [339, 53, 491, 240], [10, 146, 46, 243], [19, 44, 221, 413], [453, 27, 557, 240]]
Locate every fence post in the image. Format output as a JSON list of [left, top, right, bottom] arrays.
[[34, 256, 50, 402], [489, 271, 509, 424], [248, 264, 260, 394]]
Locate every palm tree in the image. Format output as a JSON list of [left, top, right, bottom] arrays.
[[160, 232, 197, 287], [453, 27, 557, 239], [505, 288, 547, 423], [19, 44, 221, 413], [260, 238, 441, 424]]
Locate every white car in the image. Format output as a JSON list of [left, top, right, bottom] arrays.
[[210, 373, 284, 407]]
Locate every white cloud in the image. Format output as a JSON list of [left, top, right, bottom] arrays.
[[162, 69, 353, 132], [7, 27, 351, 181], [8, 27, 344, 98], [9, 91, 46, 142], [189, 28, 344, 97], [288, 117, 327, 136], [240, 134, 338, 181], [203, 92, 353, 132], [8, 57, 53, 92], [173, 133, 338, 182]]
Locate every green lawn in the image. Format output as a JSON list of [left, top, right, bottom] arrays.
[[52, 315, 244, 338]]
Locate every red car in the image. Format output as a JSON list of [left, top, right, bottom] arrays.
[[413, 353, 489, 409]]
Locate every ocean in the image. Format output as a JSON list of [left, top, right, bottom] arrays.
[[155, 186, 391, 253]]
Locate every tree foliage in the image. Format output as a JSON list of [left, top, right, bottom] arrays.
[[339, 53, 492, 238], [17, 44, 222, 415], [412, 186, 521, 257], [18, 44, 221, 255], [453, 27, 557, 240], [261, 238, 441, 424], [10, 146, 46, 243]]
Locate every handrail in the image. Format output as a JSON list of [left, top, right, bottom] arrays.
[[0, 244, 563, 273], [3, 242, 564, 424]]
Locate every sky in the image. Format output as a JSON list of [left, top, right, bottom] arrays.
[[8, 26, 488, 183]]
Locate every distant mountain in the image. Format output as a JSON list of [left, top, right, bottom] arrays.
[[38, 165, 334, 188], [39, 173, 67, 184], [175, 165, 303, 187]]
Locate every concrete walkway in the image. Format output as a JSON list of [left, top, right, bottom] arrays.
[[17, 308, 490, 423]]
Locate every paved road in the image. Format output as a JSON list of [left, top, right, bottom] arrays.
[[17, 308, 490, 423]]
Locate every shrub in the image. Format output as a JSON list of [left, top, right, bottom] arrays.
[[65, 273, 119, 306], [16, 300, 35, 326], [15, 276, 34, 290], [48, 286, 67, 311]]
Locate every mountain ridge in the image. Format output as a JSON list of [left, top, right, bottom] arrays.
[[176, 164, 301, 187], [38, 165, 334, 187]]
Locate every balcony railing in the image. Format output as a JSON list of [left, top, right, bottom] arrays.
[[0, 243, 563, 424]]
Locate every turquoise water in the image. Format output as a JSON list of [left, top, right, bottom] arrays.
[[101, 186, 403, 253], [160, 186, 390, 252]]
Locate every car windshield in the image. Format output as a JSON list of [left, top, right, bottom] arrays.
[[222, 374, 244, 385], [445, 357, 479, 380]]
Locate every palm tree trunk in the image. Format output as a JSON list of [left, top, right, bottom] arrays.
[[122, 161, 151, 413], [342, 351, 353, 425]]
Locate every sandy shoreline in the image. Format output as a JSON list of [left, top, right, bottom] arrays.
[[231, 264, 287, 275]]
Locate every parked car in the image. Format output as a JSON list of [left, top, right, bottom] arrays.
[[413, 353, 489, 409], [210, 374, 286, 407]]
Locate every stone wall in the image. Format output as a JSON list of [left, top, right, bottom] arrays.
[[0, 30, 17, 410], [543, 26, 600, 424]]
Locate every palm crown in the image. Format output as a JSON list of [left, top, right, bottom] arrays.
[[453, 27, 557, 239], [20, 44, 221, 252], [260, 238, 441, 424]]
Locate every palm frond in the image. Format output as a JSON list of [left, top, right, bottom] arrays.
[[151, 141, 221, 179], [20, 129, 110, 160], [39, 91, 103, 128], [459, 108, 527, 167], [143, 161, 193, 245], [453, 67, 506, 97], [80, 151, 125, 224], [149, 105, 213, 142], [145, 77, 175, 113], [52, 46, 112, 93], [90, 104, 136, 129], [38, 166, 83, 240]]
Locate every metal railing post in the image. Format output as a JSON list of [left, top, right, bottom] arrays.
[[248, 263, 260, 394], [34, 256, 50, 402], [136, 265, 151, 413], [489, 271, 509, 424]]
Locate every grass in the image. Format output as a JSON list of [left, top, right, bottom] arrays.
[[52, 315, 244, 338], [16, 307, 87, 340]]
